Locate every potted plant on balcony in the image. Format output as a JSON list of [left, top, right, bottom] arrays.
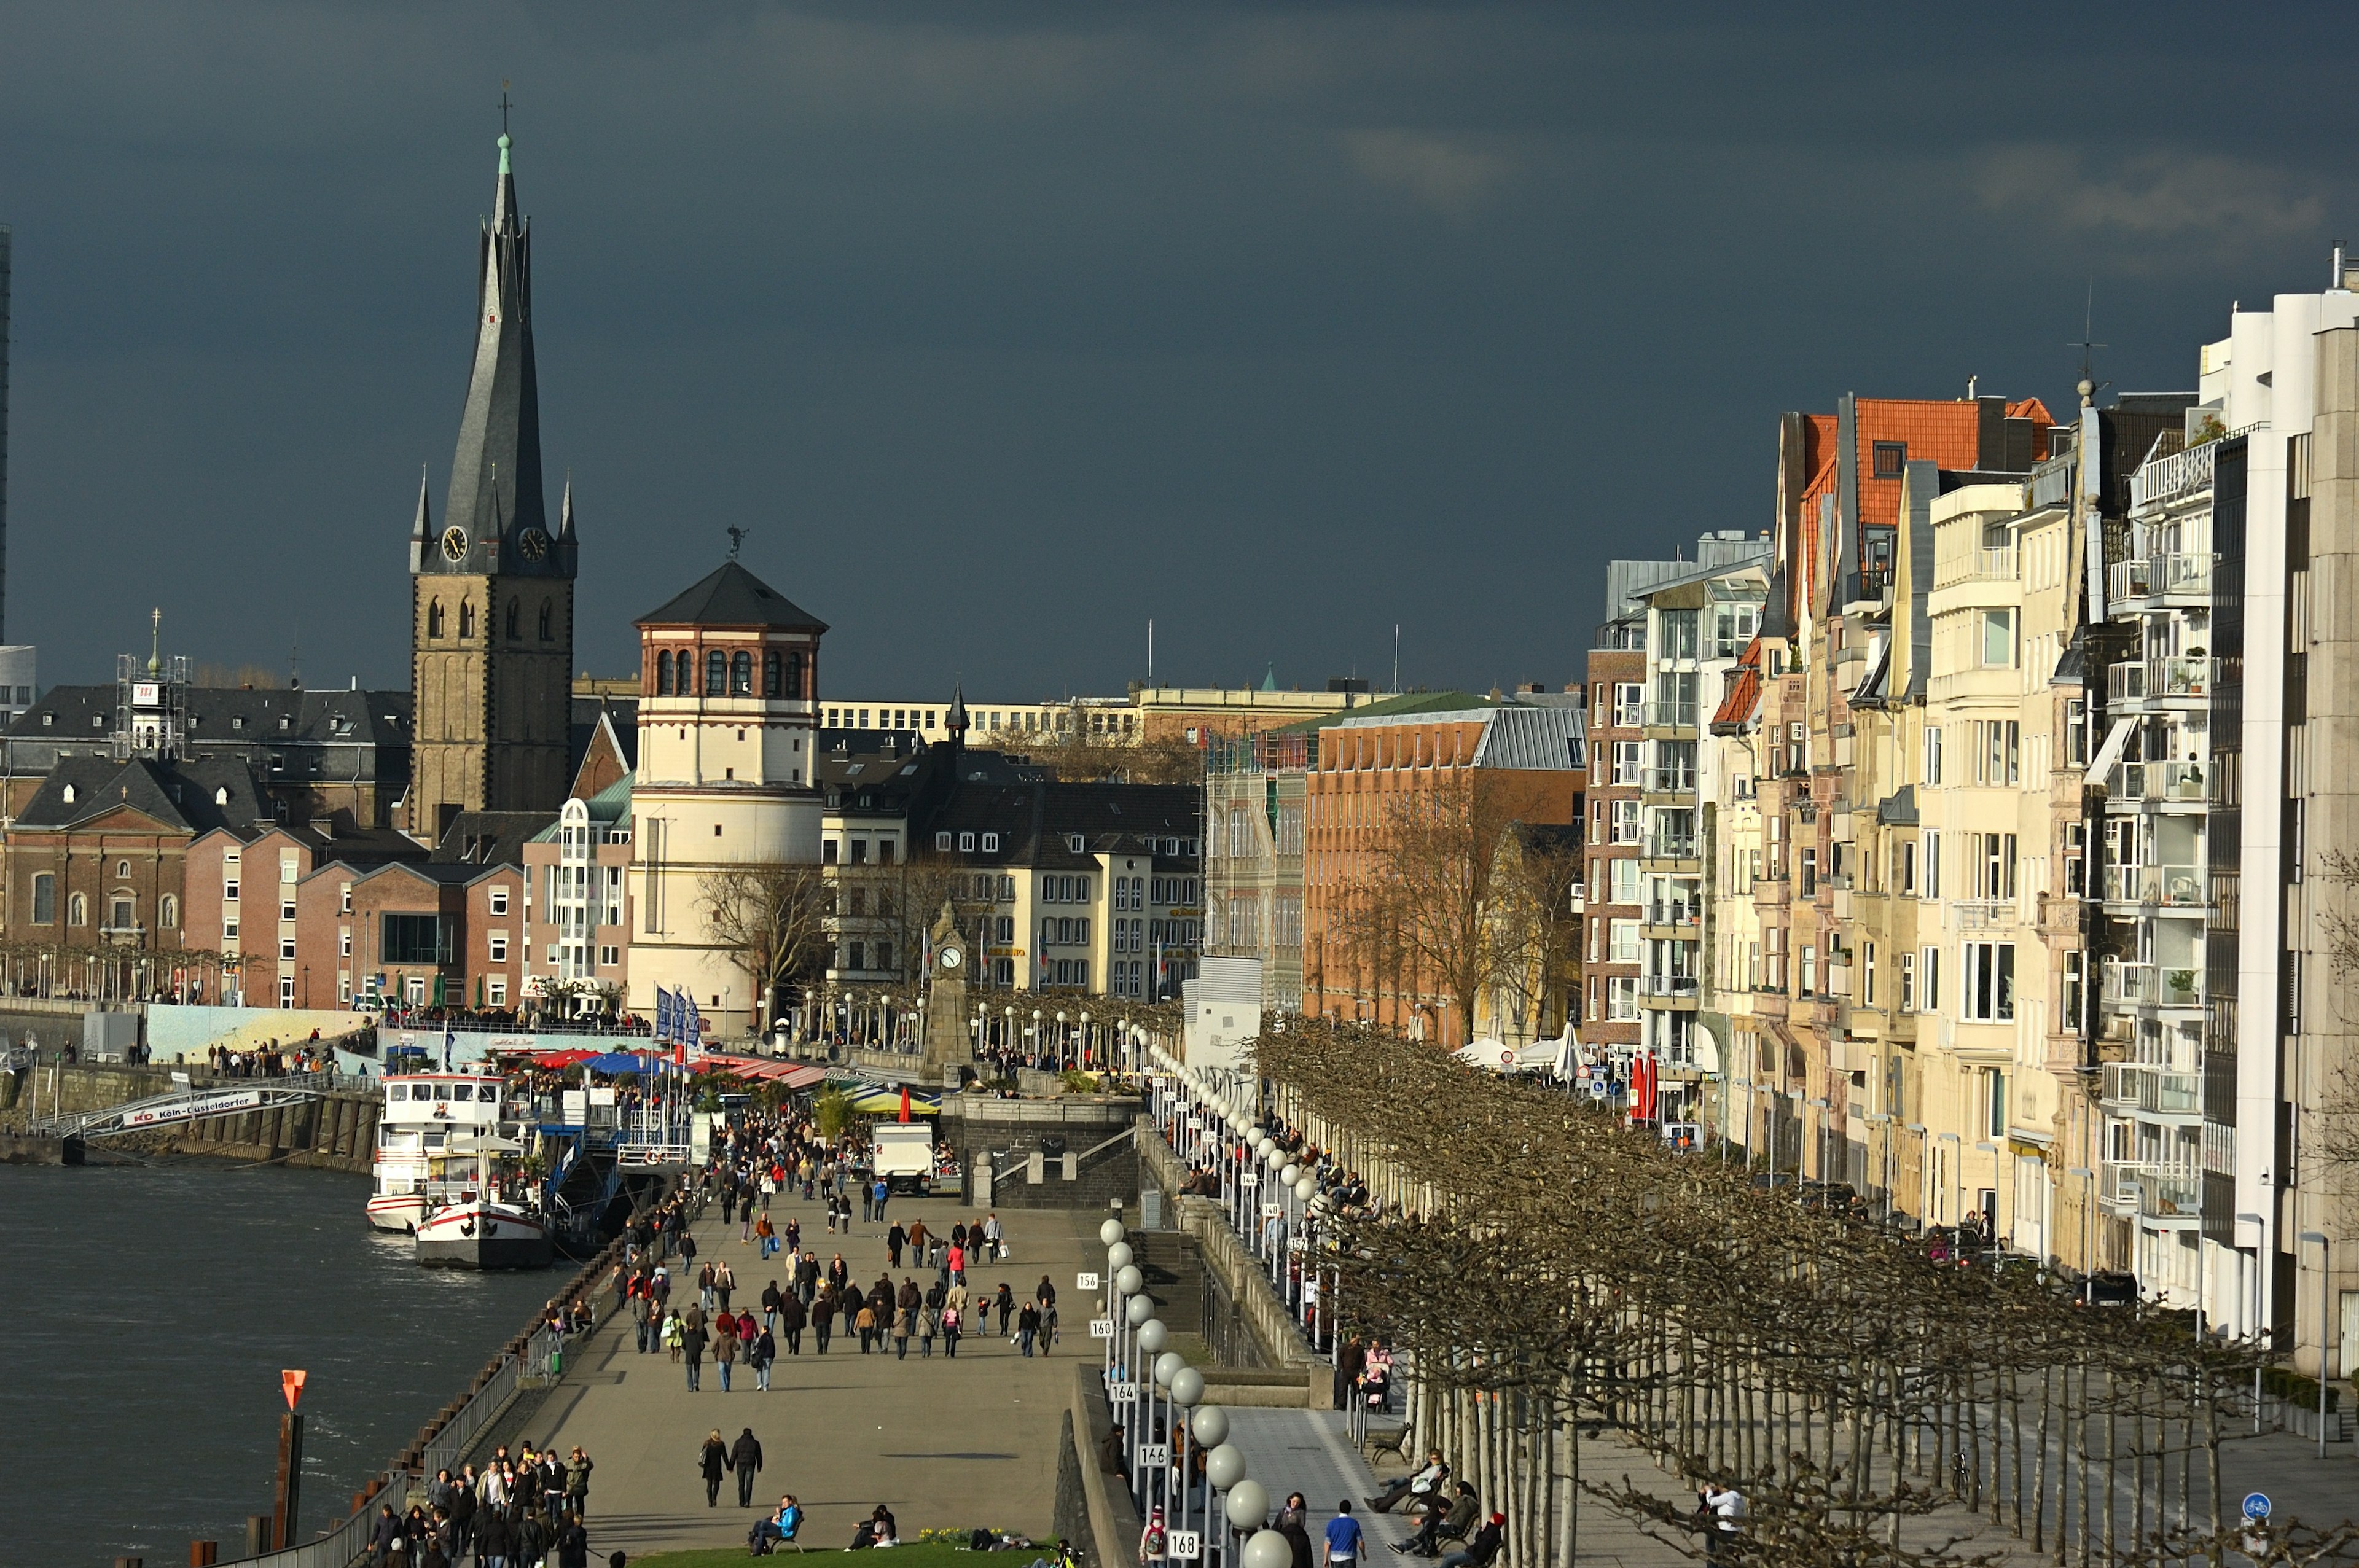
[[2164, 969, 2197, 1002]]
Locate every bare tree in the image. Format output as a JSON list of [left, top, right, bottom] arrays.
[[1349, 770, 1538, 1045], [1489, 822, 1585, 1043], [2311, 849, 2359, 1183], [700, 862, 832, 1035], [979, 730, 1205, 786]]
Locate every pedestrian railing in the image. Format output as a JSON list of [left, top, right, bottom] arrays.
[[222, 1471, 393, 1568], [421, 1352, 522, 1478]]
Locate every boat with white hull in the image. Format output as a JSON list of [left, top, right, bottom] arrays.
[[415, 1195, 554, 1269], [370, 1073, 513, 1234]]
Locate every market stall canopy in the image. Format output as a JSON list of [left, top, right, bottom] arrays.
[[845, 1086, 939, 1116], [581, 1051, 659, 1075]]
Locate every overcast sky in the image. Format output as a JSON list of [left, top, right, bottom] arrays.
[[2, 3, 2352, 699]]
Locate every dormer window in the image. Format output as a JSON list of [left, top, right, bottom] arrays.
[[936, 832, 952, 851], [92, 715, 104, 730], [982, 832, 1000, 852], [278, 716, 291, 731], [1067, 833, 1086, 853], [61, 784, 76, 804], [39, 712, 51, 728], [232, 717, 245, 731], [215, 787, 229, 806]]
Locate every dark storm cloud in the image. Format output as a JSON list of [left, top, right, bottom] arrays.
[[1, 2, 2351, 696]]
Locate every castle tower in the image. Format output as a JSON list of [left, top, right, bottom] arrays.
[[625, 558, 829, 1038], [408, 127, 576, 843]]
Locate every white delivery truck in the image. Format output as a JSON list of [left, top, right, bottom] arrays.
[[870, 1121, 937, 1194]]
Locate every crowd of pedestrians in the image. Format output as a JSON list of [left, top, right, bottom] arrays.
[[368, 1441, 594, 1567]]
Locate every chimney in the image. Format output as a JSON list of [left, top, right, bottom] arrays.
[[2334, 240, 2351, 293]]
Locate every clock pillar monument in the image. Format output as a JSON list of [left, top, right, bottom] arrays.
[[407, 124, 576, 843], [922, 902, 974, 1086]]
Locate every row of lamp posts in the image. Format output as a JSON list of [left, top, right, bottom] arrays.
[[1097, 1214, 1294, 1568], [1138, 1045, 1335, 1352]]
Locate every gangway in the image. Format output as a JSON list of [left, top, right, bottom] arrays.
[[27, 1071, 338, 1142]]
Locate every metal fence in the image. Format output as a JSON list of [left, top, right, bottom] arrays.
[[224, 1470, 393, 1568], [421, 1352, 522, 1479]]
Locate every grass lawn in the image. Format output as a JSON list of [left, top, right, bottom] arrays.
[[628, 1541, 1057, 1568]]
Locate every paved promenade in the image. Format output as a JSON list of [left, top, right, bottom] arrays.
[[519, 1179, 2356, 1564], [526, 1187, 1105, 1561]]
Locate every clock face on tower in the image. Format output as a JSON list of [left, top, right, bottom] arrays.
[[517, 528, 550, 561], [440, 525, 470, 563], [939, 943, 963, 973]]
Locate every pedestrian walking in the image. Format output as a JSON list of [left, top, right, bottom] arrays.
[[942, 1301, 963, 1357], [700, 1430, 729, 1507], [729, 1427, 765, 1508], [716, 1317, 739, 1391], [751, 1325, 777, 1391], [683, 1315, 709, 1391]]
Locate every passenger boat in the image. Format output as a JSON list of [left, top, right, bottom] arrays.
[[368, 1072, 515, 1234], [415, 1136, 553, 1269]]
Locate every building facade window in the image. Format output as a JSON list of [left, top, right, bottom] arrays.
[[1961, 942, 2014, 1021], [32, 873, 54, 925]]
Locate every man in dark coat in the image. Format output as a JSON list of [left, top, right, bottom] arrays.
[[682, 1316, 710, 1391], [729, 1427, 765, 1508]]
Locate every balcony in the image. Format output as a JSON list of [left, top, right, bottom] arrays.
[[2108, 553, 2215, 606], [1641, 700, 1698, 731], [1641, 830, 1700, 866], [1645, 900, 1702, 930], [2104, 960, 2204, 1012], [1642, 765, 1698, 795], [1948, 899, 2016, 930], [2107, 657, 2218, 708], [2101, 1063, 2204, 1125], [2101, 863, 2208, 911], [2108, 759, 2212, 809], [2129, 439, 2217, 510], [2126, 1165, 2204, 1228], [1638, 974, 1700, 1008], [1934, 545, 2018, 589]]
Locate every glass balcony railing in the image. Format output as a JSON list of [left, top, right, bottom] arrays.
[[2110, 759, 2212, 804], [2109, 657, 2218, 704], [1645, 901, 1702, 929], [1641, 700, 1698, 728], [1643, 831, 1700, 860], [1935, 545, 2017, 588], [2105, 961, 2203, 1009], [2109, 553, 2215, 603], [1640, 974, 1700, 999], [2102, 864, 2208, 908], [2102, 1063, 2203, 1118], [1643, 766, 1697, 793], [2130, 1166, 2203, 1222]]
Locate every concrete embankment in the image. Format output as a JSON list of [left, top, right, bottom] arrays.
[[0, 1059, 381, 1173]]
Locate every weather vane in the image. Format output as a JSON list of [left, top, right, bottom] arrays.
[[499, 81, 513, 136], [727, 526, 748, 560]]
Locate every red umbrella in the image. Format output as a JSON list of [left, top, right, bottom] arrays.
[[898, 1086, 912, 1123]]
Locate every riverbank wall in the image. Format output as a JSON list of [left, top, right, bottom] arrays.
[[0, 1059, 381, 1174]]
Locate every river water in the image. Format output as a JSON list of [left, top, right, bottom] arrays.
[[0, 1162, 557, 1567]]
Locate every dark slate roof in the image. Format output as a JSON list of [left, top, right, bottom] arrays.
[[923, 779, 1200, 870], [570, 695, 638, 773], [8, 686, 412, 750], [431, 809, 557, 868], [12, 755, 272, 835], [635, 561, 828, 633]]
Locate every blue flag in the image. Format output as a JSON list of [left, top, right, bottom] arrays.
[[684, 993, 702, 1055], [655, 986, 676, 1050]]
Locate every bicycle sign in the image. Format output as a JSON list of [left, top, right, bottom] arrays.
[[2242, 1493, 2271, 1523]]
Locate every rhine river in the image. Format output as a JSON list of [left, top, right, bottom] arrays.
[[0, 1162, 557, 1567]]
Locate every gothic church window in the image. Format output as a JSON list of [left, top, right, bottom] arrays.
[[429, 600, 445, 638], [539, 601, 553, 641], [506, 599, 520, 639], [460, 601, 475, 638]]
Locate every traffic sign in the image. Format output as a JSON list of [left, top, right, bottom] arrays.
[[1168, 1531, 1202, 1561], [1140, 1443, 1170, 1467], [1587, 1080, 1609, 1100], [2242, 1492, 2271, 1523], [1078, 1271, 1101, 1289]]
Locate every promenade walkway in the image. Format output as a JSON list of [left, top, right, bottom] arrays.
[[526, 1185, 1104, 1562]]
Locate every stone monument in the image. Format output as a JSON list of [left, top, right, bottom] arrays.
[[921, 903, 972, 1086]]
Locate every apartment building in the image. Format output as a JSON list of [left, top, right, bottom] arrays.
[[2079, 267, 2359, 1377], [1632, 558, 1767, 1125], [821, 682, 1375, 749], [1302, 694, 1585, 1047]]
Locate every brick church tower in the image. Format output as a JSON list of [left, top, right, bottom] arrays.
[[407, 124, 576, 843]]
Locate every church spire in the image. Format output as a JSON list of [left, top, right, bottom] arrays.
[[432, 121, 552, 577], [407, 464, 432, 571]]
